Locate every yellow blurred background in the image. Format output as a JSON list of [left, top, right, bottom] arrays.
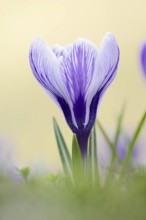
[[0, 0, 145, 171]]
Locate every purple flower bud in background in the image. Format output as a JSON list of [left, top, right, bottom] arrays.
[[29, 33, 119, 157], [117, 134, 139, 162], [98, 132, 145, 173], [140, 42, 146, 78]]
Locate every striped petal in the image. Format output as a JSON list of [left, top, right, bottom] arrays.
[[29, 38, 78, 132], [60, 38, 98, 130], [85, 33, 120, 129], [29, 39, 75, 104], [29, 38, 62, 100], [60, 38, 98, 103]]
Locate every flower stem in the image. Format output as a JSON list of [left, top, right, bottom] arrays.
[[76, 133, 89, 160]]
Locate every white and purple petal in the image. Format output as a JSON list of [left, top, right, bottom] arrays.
[[60, 38, 98, 131], [85, 33, 119, 131], [29, 39, 78, 132], [29, 39, 61, 100]]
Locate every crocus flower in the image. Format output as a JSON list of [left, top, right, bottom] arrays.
[[140, 42, 146, 78], [29, 33, 119, 157]]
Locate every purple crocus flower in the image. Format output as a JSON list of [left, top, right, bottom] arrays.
[[29, 33, 119, 157], [140, 42, 146, 78]]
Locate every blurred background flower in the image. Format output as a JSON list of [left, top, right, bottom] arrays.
[[98, 131, 146, 174], [140, 42, 146, 79]]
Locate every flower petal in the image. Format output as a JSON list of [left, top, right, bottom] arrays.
[[96, 33, 120, 95], [60, 38, 98, 103], [29, 38, 60, 99], [29, 38, 78, 130], [29, 38, 72, 104], [52, 44, 67, 58], [60, 39, 98, 128], [85, 33, 120, 127], [29, 35, 119, 135]]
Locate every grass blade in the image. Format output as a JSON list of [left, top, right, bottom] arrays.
[[109, 104, 126, 167], [121, 111, 146, 174], [88, 126, 99, 187], [96, 120, 114, 151], [114, 104, 126, 147], [53, 118, 73, 180], [72, 135, 84, 187]]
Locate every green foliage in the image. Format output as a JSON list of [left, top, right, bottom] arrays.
[[97, 109, 146, 181], [1, 171, 146, 220], [0, 111, 146, 220], [54, 109, 146, 188], [88, 126, 99, 187], [121, 111, 146, 174], [114, 103, 126, 147], [16, 166, 30, 181], [72, 135, 85, 188], [53, 118, 73, 182], [96, 119, 114, 151]]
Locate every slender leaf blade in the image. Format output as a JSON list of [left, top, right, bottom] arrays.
[[88, 126, 99, 186], [108, 104, 126, 168], [53, 118, 72, 180], [121, 111, 146, 173], [72, 135, 85, 187], [96, 120, 114, 150], [114, 104, 126, 147]]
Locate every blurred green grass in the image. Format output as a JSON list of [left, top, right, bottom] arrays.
[[1, 172, 146, 220], [0, 112, 145, 220]]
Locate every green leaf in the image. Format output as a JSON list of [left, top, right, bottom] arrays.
[[72, 135, 85, 187], [114, 104, 126, 147], [88, 126, 99, 187], [121, 111, 146, 174], [53, 118, 73, 181], [96, 120, 114, 151], [108, 104, 126, 167], [16, 167, 30, 181]]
